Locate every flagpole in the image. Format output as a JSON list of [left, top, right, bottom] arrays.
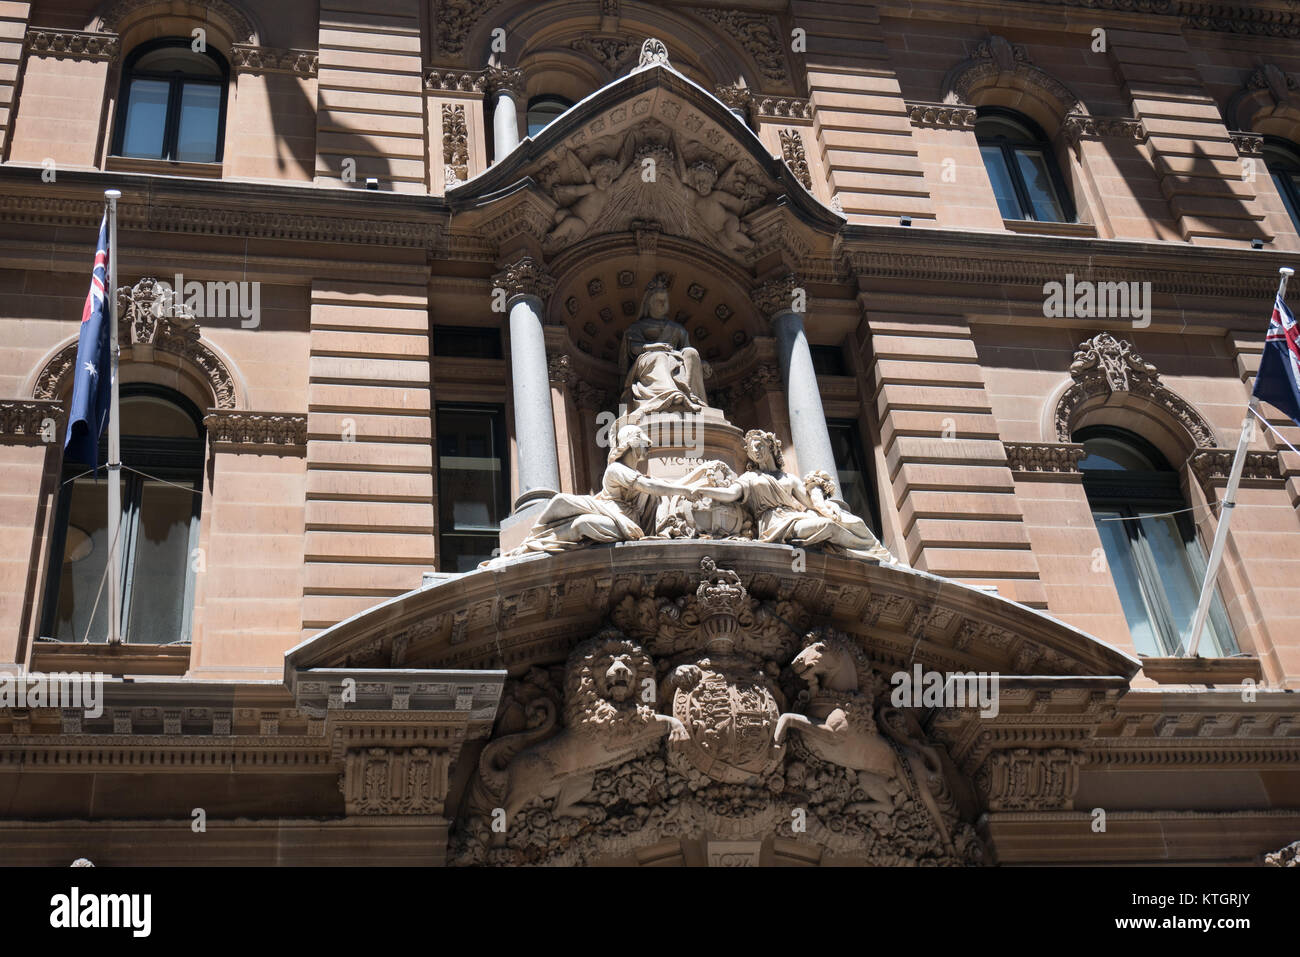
[[1185, 265, 1293, 657], [105, 189, 122, 645]]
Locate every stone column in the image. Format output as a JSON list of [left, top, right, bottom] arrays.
[[494, 257, 560, 516], [486, 66, 524, 163], [753, 275, 841, 496]]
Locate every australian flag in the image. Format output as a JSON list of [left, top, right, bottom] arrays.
[[64, 212, 112, 469], [1254, 293, 1300, 428]]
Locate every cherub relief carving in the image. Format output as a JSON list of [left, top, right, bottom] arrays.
[[543, 134, 637, 252], [674, 136, 754, 254]]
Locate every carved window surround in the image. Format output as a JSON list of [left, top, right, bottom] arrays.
[[23, 28, 120, 61], [1054, 333, 1217, 449], [941, 35, 1084, 122], [1187, 447, 1284, 502], [203, 411, 307, 453]]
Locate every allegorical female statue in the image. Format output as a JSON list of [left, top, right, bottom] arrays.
[[618, 275, 709, 418], [705, 430, 901, 564], [495, 425, 703, 558]]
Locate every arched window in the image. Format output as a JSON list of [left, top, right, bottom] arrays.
[[1077, 427, 1236, 657], [975, 108, 1074, 223], [526, 95, 573, 138], [41, 386, 205, 644], [1262, 138, 1300, 233], [113, 38, 228, 164]]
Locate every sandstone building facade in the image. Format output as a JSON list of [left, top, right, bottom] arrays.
[[0, 0, 1298, 866]]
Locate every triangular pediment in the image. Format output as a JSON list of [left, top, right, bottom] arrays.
[[448, 47, 841, 264]]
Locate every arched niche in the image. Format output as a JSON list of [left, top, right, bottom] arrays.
[[942, 34, 1086, 136]]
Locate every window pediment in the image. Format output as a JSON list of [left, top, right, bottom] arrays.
[[448, 41, 839, 265]]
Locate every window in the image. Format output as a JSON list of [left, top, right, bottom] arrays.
[[113, 39, 228, 163], [41, 387, 204, 643], [1263, 138, 1300, 234], [975, 109, 1074, 223], [1078, 427, 1236, 657], [810, 345, 849, 377], [433, 326, 503, 359], [828, 420, 882, 537], [526, 95, 572, 138], [436, 405, 509, 572]]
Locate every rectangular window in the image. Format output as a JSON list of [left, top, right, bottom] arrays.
[[175, 82, 223, 163], [436, 405, 509, 572], [810, 344, 848, 377], [827, 419, 881, 537], [980, 144, 1023, 220], [1013, 149, 1067, 223], [433, 327, 503, 360], [121, 78, 171, 159]]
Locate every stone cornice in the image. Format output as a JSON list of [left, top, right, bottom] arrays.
[[231, 44, 318, 77], [0, 172, 449, 252], [1004, 442, 1086, 475], [24, 28, 120, 61], [1188, 447, 1284, 492], [203, 411, 307, 452], [906, 101, 977, 129], [1061, 113, 1148, 145], [0, 399, 64, 445], [424, 68, 487, 94], [1229, 130, 1264, 156], [749, 95, 813, 121]]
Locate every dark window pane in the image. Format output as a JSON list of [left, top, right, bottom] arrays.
[[433, 327, 503, 359], [1093, 510, 1164, 656], [980, 145, 1023, 219], [125, 482, 194, 643], [436, 407, 508, 570], [1136, 513, 1231, 655], [827, 421, 878, 534], [1014, 148, 1067, 222], [121, 78, 170, 159], [810, 345, 848, 377], [50, 477, 120, 641], [527, 97, 570, 137], [176, 82, 221, 162]]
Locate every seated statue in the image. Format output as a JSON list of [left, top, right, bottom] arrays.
[[704, 430, 904, 565], [618, 275, 709, 418], [490, 425, 703, 560]]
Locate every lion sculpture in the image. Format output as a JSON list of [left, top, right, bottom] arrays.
[[476, 629, 688, 835]]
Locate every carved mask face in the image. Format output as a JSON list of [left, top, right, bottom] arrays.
[[603, 655, 636, 701], [594, 166, 616, 190]]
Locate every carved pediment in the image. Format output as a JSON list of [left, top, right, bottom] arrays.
[[448, 40, 839, 266]]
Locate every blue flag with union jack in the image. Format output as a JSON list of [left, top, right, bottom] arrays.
[[1254, 293, 1300, 428], [63, 212, 112, 469]]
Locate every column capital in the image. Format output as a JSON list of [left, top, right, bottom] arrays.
[[485, 64, 525, 97], [750, 273, 805, 320], [493, 257, 556, 304]]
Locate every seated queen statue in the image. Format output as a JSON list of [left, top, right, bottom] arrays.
[[618, 275, 709, 418]]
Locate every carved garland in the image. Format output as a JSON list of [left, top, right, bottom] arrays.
[[442, 104, 469, 185], [778, 129, 813, 191], [690, 7, 789, 85], [1054, 333, 1216, 447], [1003, 442, 1086, 474]]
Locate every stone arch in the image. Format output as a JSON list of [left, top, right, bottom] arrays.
[[29, 279, 244, 414], [1049, 332, 1217, 468], [465, 1, 773, 94], [942, 34, 1086, 135], [1226, 64, 1300, 142], [93, 0, 260, 45]]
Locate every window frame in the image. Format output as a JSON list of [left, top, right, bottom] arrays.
[[40, 385, 205, 645], [975, 107, 1076, 224], [1262, 137, 1300, 235], [434, 402, 510, 572], [525, 94, 574, 138], [111, 37, 229, 164], [1077, 426, 1236, 656]]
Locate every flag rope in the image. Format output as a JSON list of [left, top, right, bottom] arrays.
[[1249, 405, 1300, 458]]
